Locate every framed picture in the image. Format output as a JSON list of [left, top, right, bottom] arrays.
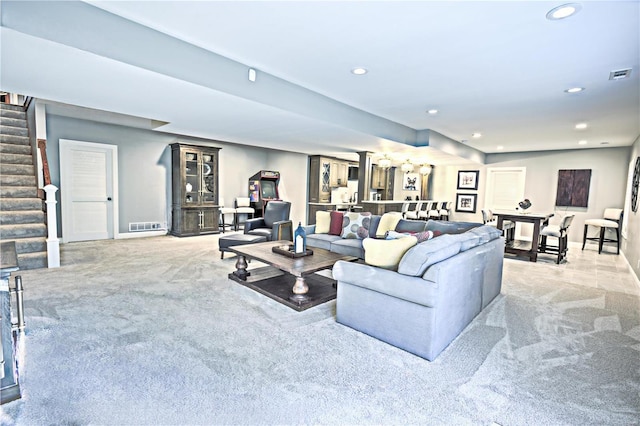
[[457, 170, 479, 190], [403, 173, 419, 191], [455, 193, 477, 213]]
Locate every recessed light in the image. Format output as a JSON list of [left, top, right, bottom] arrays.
[[497, 145, 504, 150], [575, 123, 588, 129], [351, 67, 368, 75], [578, 140, 588, 145], [564, 87, 585, 93], [472, 132, 482, 138], [546, 3, 582, 20], [427, 109, 438, 115]]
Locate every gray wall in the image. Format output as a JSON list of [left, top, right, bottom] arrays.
[[433, 146, 632, 245], [45, 115, 307, 236]]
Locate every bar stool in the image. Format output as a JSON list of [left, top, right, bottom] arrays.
[[234, 197, 255, 231], [582, 208, 623, 254], [439, 201, 452, 220], [482, 209, 515, 242], [218, 197, 236, 233], [539, 214, 574, 263]]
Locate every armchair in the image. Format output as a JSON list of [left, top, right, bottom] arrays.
[[244, 201, 293, 241]]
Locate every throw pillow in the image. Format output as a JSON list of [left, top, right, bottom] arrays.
[[363, 236, 418, 271], [375, 212, 402, 238], [341, 212, 372, 239], [329, 211, 344, 236], [384, 230, 414, 240], [315, 211, 331, 234]]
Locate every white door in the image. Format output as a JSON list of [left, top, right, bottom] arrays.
[[60, 140, 118, 242], [485, 167, 528, 239]]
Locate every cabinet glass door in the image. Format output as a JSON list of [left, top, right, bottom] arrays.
[[185, 151, 199, 204], [201, 153, 216, 203]]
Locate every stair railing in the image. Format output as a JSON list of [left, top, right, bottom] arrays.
[[36, 138, 60, 268]]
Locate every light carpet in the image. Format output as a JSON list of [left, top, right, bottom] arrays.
[[1, 234, 639, 425]]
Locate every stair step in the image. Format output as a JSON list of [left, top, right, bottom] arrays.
[[16, 251, 48, 270], [11, 237, 47, 254], [0, 117, 27, 128], [0, 142, 31, 155], [0, 104, 25, 112], [0, 223, 47, 239], [0, 185, 38, 197], [0, 125, 28, 137], [0, 109, 26, 120], [0, 152, 33, 165], [0, 134, 30, 145], [0, 163, 34, 175], [0, 210, 45, 225], [0, 174, 36, 186], [0, 198, 42, 211]]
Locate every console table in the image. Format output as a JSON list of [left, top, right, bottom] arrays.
[[494, 211, 553, 262]]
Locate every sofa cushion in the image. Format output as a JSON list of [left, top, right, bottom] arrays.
[[375, 212, 402, 237], [315, 211, 331, 234], [331, 238, 365, 259], [329, 211, 344, 236], [368, 215, 382, 238], [468, 225, 502, 243], [397, 234, 463, 276], [395, 218, 428, 234], [306, 233, 342, 251], [362, 236, 418, 271], [425, 220, 481, 235], [457, 232, 483, 251], [341, 212, 373, 239]]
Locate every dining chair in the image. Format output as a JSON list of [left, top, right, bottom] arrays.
[[538, 214, 574, 263], [582, 208, 623, 254], [427, 201, 441, 220]]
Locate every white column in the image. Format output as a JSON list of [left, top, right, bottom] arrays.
[[43, 184, 60, 268]]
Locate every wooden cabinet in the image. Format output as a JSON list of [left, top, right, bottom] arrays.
[[308, 156, 331, 203], [329, 160, 348, 187], [371, 165, 386, 189], [371, 165, 395, 199], [170, 143, 220, 236], [307, 204, 335, 225], [309, 156, 350, 202]]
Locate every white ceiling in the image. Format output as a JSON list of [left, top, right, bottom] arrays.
[[1, 0, 639, 166]]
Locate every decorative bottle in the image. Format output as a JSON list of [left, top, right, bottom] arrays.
[[294, 222, 306, 254]]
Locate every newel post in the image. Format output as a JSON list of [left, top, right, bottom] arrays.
[[43, 184, 60, 268]]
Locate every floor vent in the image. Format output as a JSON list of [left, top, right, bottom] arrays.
[[129, 222, 164, 232], [609, 68, 632, 80]]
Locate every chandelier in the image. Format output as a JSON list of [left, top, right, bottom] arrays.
[[401, 159, 414, 173], [419, 164, 433, 175], [378, 155, 392, 169]]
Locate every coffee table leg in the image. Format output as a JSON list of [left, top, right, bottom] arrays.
[[232, 255, 250, 280], [289, 276, 310, 303]]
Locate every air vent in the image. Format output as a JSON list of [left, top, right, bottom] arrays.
[[129, 222, 164, 232], [609, 68, 632, 80]]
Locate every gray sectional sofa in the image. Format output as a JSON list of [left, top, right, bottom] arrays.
[[304, 214, 478, 259], [332, 224, 504, 361]]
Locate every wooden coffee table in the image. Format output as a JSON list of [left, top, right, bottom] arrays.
[[227, 240, 357, 311]]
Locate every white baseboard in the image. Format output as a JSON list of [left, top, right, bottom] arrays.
[[116, 230, 168, 239]]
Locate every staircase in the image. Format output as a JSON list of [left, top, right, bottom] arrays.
[[0, 103, 47, 269]]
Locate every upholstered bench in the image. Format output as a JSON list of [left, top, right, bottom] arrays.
[[219, 234, 267, 259]]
